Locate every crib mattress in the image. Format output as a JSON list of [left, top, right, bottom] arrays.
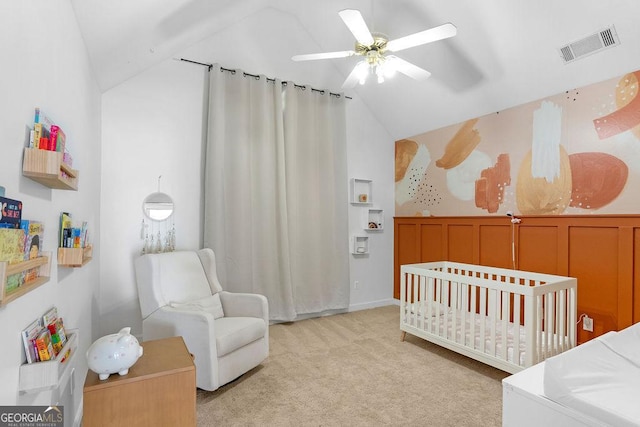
[[404, 303, 528, 365], [543, 327, 640, 427]]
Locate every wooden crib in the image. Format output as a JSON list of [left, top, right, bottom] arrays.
[[400, 262, 577, 373]]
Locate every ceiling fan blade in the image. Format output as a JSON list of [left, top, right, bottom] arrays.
[[342, 61, 369, 89], [339, 9, 375, 46], [386, 23, 457, 52], [292, 50, 355, 61], [386, 56, 431, 80]]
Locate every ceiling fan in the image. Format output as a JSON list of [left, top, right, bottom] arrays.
[[292, 9, 457, 89]]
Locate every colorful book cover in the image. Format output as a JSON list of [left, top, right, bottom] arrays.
[[22, 318, 43, 364], [49, 126, 59, 151], [5, 273, 24, 293], [50, 125, 66, 153], [0, 228, 25, 264], [33, 123, 50, 149], [20, 220, 44, 260], [80, 221, 88, 248], [33, 123, 42, 148], [47, 319, 66, 354], [59, 212, 71, 247], [35, 329, 54, 361], [0, 196, 22, 228], [42, 306, 59, 327]]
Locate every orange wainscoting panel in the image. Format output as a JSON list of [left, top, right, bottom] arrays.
[[394, 215, 640, 343]]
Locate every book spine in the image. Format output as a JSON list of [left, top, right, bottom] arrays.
[[56, 128, 66, 153], [33, 124, 42, 149], [50, 125, 59, 151], [22, 332, 34, 364], [36, 336, 51, 361], [32, 339, 40, 362]]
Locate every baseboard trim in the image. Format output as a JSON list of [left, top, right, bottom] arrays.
[[348, 298, 398, 312]]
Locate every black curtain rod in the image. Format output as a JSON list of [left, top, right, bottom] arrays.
[[179, 58, 351, 100]]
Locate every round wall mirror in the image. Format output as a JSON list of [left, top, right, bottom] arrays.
[[143, 192, 174, 221]]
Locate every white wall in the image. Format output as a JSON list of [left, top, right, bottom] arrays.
[[0, 0, 101, 416], [99, 58, 396, 336], [100, 60, 206, 336], [346, 97, 396, 310]]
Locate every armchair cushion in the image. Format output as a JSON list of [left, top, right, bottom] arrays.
[[215, 317, 266, 357], [135, 248, 269, 391], [169, 294, 225, 319]]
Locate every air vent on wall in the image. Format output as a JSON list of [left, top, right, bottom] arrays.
[[559, 25, 620, 63]]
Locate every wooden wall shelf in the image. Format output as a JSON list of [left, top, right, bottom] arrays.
[[0, 253, 52, 305], [22, 148, 78, 190], [58, 245, 92, 267]]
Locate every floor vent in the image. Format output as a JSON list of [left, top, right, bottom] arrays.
[[559, 25, 620, 63]]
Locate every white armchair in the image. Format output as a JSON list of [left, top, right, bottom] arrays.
[[134, 248, 269, 391]]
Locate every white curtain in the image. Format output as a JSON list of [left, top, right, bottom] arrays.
[[203, 66, 349, 321]]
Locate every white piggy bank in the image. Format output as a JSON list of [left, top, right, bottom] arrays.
[[86, 327, 143, 380]]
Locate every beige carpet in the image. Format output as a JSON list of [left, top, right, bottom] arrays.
[[197, 305, 508, 426]]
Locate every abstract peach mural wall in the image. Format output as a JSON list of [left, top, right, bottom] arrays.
[[395, 70, 640, 216]]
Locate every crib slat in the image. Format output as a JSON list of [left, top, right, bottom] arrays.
[[451, 280, 458, 343], [419, 276, 427, 330], [560, 289, 567, 351], [470, 284, 477, 350], [513, 292, 521, 367], [442, 279, 449, 340], [554, 290, 561, 354], [537, 295, 543, 362], [401, 272, 407, 325], [550, 291, 556, 356], [501, 290, 509, 362], [461, 282, 468, 347], [435, 278, 442, 337], [480, 288, 487, 354], [489, 289, 500, 356]]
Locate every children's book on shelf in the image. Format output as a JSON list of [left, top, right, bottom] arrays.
[[80, 221, 88, 247], [0, 196, 22, 229], [42, 306, 59, 327], [48, 318, 67, 354], [32, 108, 64, 151], [50, 124, 66, 152], [21, 307, 69, 364], [22, 318, 43, 364], [0, 227, 26, 293], [19, 220, 44, 282], [42, 307, 67, 350], [59, 212, 72, 248], [35, 328, 54, 361], [0, 228, 25, 263]]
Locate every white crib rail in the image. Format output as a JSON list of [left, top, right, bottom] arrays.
[[400, 261, 577, 373]]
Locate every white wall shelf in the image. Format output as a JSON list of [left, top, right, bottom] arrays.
[[350, 178, 372, 205], [351, 236, 369, 255], [19, 330, 78, 394], [365, 209, 384, 231]]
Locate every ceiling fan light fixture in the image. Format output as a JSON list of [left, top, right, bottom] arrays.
[[354, 60, 369, 85], [293, 9, 453, 89]]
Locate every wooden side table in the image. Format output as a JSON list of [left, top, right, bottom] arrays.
[[83, 336, 196, 426]]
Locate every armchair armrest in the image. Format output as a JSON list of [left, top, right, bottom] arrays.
[[143, 307, 218, 384], [219, 291, 268, 322]]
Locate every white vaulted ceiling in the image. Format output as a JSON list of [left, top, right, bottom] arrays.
[[71, 0, 640, 139]]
